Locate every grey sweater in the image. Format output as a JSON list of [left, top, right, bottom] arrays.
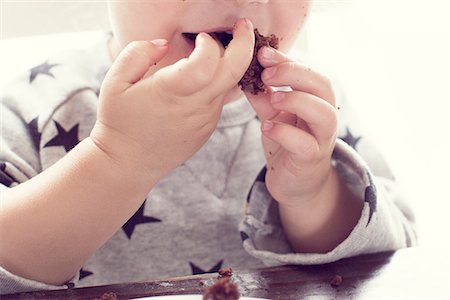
[[0, 33, 416, 295]]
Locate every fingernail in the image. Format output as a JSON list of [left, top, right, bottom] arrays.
[[262, 67, 277, 80], [150, 39, 168, 47], [244, 18, 252, 30], [197, 32, 210, 40], [235, 18, 251, 32], [195, 32, 212, 46], [271, 92, 285, 103], [262, 120, 274, 131], [261, 47, 275, 61]]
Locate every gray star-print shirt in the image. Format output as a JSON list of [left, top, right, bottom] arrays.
[[0, 33, 416, 295]]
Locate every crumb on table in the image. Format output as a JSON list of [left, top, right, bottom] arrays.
[[94, 292, 118, 300], [203, 277, 240, 300], [218, 267, 233, 278], [330, 275, 343, 287]]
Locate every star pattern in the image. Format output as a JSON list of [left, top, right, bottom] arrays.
[[365, 184, 377, 226], [26, 116, 42, 150], [240, 231, 249, 242], [43, 120, 80, 152], [255, 166, 267, 183], [246, 166, 267, 204], [66, 282, 75, 289], [122, 200, 162, 239], [190, 260, 223, 275], [0, 161, 15, 187], [79, 268, 94, 281], [29, 61, 59, 83], [340, 127, 362, 149]]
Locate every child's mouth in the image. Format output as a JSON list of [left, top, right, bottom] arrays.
[[182, 31, 233, 49]]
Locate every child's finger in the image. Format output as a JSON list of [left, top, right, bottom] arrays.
[[270, 91, 338, 147], [152, 33, 221, 97], [208, 18, 255, 96], [262, 62, 336, 108], [261, 120, 319, 160], [257, 46, 292, 68], [104, 40, 169, 94], [245, 87, 280, 122]]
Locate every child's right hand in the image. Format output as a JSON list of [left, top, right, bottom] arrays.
[[91, 19, 254, 182]]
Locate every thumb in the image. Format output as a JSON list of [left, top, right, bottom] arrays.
[[245, 86, 279, 122], [104, 39, 169, 93]]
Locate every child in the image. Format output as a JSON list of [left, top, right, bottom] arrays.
[[0, 0, 416, 294]]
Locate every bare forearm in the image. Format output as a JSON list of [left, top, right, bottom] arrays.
[[279, 167, 363, 253], [0, 138, 157, 285]]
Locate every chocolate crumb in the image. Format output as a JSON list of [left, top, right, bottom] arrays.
[[238, 28, 279, 95], [330, 275, 343, 287], [95, 292, 118, 300], [218, 267, 233, 278], [203, 277, 240, 300]]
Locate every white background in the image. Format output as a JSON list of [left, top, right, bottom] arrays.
[[1, 0, 449, 252]]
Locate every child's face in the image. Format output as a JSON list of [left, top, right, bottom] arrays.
[[107, 0, 311, 101]]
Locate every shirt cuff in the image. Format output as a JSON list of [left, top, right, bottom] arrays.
[[0, 265, 78, 295], [239, 139, 414, 266]]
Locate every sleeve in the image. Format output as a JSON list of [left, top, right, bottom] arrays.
[[0, 94, 79, 295], [239, 87, 417, 266], [0, 268, 78, 295]]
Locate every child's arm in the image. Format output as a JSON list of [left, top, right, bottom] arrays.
[[277, 164, 364, 253], [0, 19, 255, 288], [245, 47, 362, 253], [1, 138, 156, 286], [243, 46, 415, 255]]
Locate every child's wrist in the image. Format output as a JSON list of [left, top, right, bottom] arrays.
[[275, 166, 334, 210], [85, 135, 165, 188]]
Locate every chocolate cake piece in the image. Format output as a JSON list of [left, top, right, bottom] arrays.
[[182, 29, 279, 95], [203, 277, 240, 300], [239, 28, 279, 95]]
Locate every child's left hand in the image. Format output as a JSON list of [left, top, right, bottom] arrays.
[[245, 46, 339, 207]]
